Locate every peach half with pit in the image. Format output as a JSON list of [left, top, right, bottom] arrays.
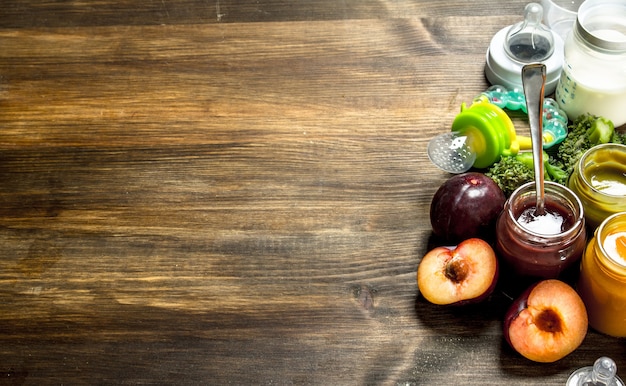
[[504, 279, 588, 363], [417, 238, 498, 306]]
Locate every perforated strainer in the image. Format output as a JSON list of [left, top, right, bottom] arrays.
[[427, 132, 477, 174]]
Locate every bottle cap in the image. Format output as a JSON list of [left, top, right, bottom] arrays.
[[506, 2, 555, 61], [567, 357, 625, 386], [485, 3, 564, 95]]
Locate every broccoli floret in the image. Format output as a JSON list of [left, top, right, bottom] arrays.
[[485, 154, 535, 197], [486, 151, 570, 196], [611, 129, 626, 145], [553, 114, 615, 176]]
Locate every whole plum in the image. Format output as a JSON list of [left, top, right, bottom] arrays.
[[430, 172, 506, 242]]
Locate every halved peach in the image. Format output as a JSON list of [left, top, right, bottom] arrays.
[[417, 238, 498, 306], [504, 279, 588, 363]]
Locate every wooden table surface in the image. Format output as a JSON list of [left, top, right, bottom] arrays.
[[1, 1, 624, 384]]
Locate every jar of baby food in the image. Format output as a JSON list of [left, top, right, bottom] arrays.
[[496, 181, 587, 280], [577, 212, 626, 337], [554, 0, 626, 127], [568, 144, 626, 230]]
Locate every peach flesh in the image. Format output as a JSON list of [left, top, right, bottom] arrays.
[[417, 238, 498, 306], [505, 280, 588, 363]]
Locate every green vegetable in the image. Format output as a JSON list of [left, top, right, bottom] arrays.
[[611, 129, 626, 145], [552, 114, 615, 176], [484, 114, 622, 196], [543, 159, 569, 185], [486, 152, 569, 196], [485, 154, 533, 197], [515, 152, 568, 185]]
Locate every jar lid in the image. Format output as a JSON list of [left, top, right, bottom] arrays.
[[576, 0, 626, 51]]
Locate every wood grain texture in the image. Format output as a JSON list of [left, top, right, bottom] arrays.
[[0, 1, 524, 27], [0, 1, 624, 385]]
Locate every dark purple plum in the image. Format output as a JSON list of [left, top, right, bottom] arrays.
[[430, 172, 506, 242]]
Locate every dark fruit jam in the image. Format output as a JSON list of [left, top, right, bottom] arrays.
[[495, 183, 586, 281], [516, 202, 576, 235]]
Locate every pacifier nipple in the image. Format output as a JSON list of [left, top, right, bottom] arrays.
[[567, 357, 625, 386], [505, 3, 555, 62], [427, 132, 476, 174], [485, 3, 563, 95]]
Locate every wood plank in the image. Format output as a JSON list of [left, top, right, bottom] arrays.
[[1, 1, 624, 384]]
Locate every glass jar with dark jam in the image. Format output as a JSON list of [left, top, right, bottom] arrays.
[[496, 181, 587, 280]]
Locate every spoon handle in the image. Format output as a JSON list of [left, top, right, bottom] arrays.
[[522, 63, 547, 215]]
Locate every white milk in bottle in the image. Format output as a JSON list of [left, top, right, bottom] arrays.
[[555, 0, 626, 127]]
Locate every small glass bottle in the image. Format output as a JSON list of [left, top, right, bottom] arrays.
[[554, 0, 626, 127], [495, 181, 586, 280], [568, 143, 626, 230], [577, 212, 626, 338], [485, 2, 564, 95], [567, 356, 625, 386]]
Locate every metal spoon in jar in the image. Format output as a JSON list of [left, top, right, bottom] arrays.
[[522, 63, 547, 216]]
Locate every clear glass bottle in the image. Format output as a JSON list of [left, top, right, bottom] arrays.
[[495, 181, 587, 280], [567, 357, 625, 386], [568, 143, 626, 230], [485, 2, 564, 95], [554, 0, 626, 127], [577, 212, 626, 337]]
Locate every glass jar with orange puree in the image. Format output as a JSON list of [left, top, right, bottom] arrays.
[[577, 212, 626, 337], [568, 144, 626, 229]]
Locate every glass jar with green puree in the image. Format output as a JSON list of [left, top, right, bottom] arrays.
[[568, 143, 626, 229]]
